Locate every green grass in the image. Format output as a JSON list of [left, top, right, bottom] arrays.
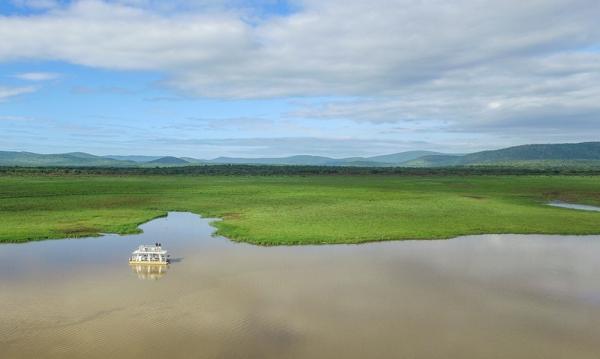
[[2, 175, 600, 244]]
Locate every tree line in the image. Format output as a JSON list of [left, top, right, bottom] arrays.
[[2, 164, 600, 176]]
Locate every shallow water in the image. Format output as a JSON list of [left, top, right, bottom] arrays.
[[1, 212, 600, 359], [548, 200, 600, 212]]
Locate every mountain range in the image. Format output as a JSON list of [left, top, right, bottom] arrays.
[[2, 142, 600, 168]]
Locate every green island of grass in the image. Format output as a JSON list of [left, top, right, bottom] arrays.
[[2, 172, 600, 244]]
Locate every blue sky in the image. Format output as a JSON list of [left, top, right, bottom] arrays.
[[1, 0, 599, 158]]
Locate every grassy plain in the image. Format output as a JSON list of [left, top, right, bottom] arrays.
[[2, 174, 600, 244]]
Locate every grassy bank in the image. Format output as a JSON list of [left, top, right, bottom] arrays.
[[2, 175, 600, 244]]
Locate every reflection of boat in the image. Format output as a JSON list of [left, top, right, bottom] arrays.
[[129, 243, 170, 265], [130, 263, 168, 280]]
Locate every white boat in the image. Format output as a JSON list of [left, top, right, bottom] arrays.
[[129, 243, 170, 265]]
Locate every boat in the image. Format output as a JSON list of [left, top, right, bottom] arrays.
[[129, 243, 170, 265]]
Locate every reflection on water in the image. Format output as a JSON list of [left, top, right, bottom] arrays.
[[1, 212, 600, 359], [129, 263, 168, 280]]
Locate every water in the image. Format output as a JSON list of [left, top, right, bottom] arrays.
[[1, 212, 600, 359], [548, 200, 600, 212]]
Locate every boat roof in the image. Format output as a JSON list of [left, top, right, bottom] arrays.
[[133, 245, 167, 254]]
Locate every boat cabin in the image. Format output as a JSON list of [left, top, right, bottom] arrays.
[[129, 243, 169, 265]]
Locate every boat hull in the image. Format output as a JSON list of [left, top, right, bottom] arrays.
[[128, 260, 169, 265]]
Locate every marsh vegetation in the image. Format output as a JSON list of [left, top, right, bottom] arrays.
[[1, 173, 600, 244]]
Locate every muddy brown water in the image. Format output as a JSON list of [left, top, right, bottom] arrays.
[[1, 212, 600, 359]]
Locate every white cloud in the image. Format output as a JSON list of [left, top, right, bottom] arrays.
[[14, 72, 60, 81], [488, 102, 502, 110], [0, 1, 252, 72], [0, 0, 599, 142], [0, 0, 597, 96], [0, 86, 37, 101]]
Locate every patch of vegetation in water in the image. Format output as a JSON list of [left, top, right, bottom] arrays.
[[1, 173, 600, 244]]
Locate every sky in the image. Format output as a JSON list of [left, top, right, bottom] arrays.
[[0, 0, 599, 159]]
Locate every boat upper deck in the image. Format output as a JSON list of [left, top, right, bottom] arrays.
[[132, 245, 167, 255]]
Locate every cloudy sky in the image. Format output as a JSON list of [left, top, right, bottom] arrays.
[[0, 0, 599, 158]]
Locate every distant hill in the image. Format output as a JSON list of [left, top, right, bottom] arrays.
[[367, 151, 445, 164], [146, 156, 190, 165], [401, 154, 463, 167], [180, 157, 208, 164], [207, 151, 446, 166], [0, 151, 135, 167], [210, 156, 399, 167], [402, 142, 600, 167], [209, 155, 343, 166], [2, 142, 599, 168], [103, 155, 163, 163], [460, 142, 600, 164], [0, 150, 443, 167]]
